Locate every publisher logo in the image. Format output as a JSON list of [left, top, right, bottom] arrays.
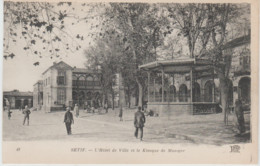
[[230, 145, 240, 153]]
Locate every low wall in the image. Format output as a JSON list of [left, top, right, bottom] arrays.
[[50, 106, 65, 112], [148, 102, 193, 116], [148, 102, 219, 116]]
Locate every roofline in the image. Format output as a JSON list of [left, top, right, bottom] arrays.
[[72, 68, 102, 74], [42, 61, 73, 75], [223, 34, 250, 50], [42, 66, 52, 75], [3, 91, 33, 97], [33, 80, 43, 86], [139, 58, 196, 69]]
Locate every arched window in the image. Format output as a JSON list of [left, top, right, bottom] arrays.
[[79, 76, 85, 86], [169, 85, 176, 102], [238, 77, 250, 105], [159, 88, 167, 102], [86, 76, 93, 86], [193, 82, 200, 102], [79, 91, 85, 106], [204, 81, 215, 102], [179, 84, 188, 102], [86, 91, 92, 100], [93, 75, 100, 86]]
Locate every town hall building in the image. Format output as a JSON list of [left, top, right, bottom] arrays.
[[33, 61, 102, 112]]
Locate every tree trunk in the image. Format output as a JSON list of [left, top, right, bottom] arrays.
[[128, 87, 131, 108], [125, 85, 131, 108], [128, 89, 131, 108], [218, 72, 229, 125], [102, 94, 106, 107], [136, 77, 143, 107], [128, 97, 131, 108], [112, 92, 114, 110]]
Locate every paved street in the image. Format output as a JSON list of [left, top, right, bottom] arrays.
[[3, 108, 250, 145], [2, 108, 192, 144]]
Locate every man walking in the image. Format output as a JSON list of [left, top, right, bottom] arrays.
[[23, 105, 31, 125], [64, 107, 74, 135], [134, 106, 146, 141], [74, 104, 79, 118], [8, 109, 12, 120]]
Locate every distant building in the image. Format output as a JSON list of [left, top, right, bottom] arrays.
[[3, 90, 33, 109], [33, 80, 43, 110], [33, 61, 102, 112]]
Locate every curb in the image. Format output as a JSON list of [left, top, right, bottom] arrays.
[[164, 131, 251, 145], [164, 132, 235, 145]]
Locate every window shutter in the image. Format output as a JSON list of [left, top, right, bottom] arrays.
[[57, 89, 59, 104], [64, 71, 66, 85], [64, 89, 66, 103]]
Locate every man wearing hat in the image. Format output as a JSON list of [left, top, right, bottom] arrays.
[[64, 107, 74, 135], [23, 105, 31, 125], [134, 106, 146, 141]]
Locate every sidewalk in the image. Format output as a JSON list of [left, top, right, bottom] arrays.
[[78, 107, 251, 145], [146, 113, 251, 145]]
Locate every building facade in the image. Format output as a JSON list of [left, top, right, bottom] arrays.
[[3, 90, 33, 109], [33, 61, 102, 112], [72, 67, 102, 109], [33, 80, 43, 110]]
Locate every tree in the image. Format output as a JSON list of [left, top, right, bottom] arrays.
[[3, 2, 96, 61], [91, 3, 169, 107], [120, 53, 138, 107], [85, 30, 123, 110], [166, 3, 250, 124]]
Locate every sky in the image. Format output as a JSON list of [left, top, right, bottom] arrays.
[[2, 2, 250, 92], [3, 2, 97, 92], [3, 48, 86, 92]]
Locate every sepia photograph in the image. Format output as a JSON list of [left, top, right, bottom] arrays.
[[2, 0, 258, 164]]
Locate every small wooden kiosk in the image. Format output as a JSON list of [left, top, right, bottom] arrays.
[[139, 58, 219, 116]]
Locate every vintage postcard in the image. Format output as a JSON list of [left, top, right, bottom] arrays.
[[2, 0, 259, 164]]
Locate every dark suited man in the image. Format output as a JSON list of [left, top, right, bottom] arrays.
[[134, 106, 146, 141], [64, 107, 74, 135]]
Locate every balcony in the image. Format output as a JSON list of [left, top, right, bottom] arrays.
[[72, 80, 100, 87]]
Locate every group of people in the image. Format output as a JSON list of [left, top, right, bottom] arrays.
[[6, 98, 246, 140], [5, 104, 31, 125], [63, 105, 146, 141]]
